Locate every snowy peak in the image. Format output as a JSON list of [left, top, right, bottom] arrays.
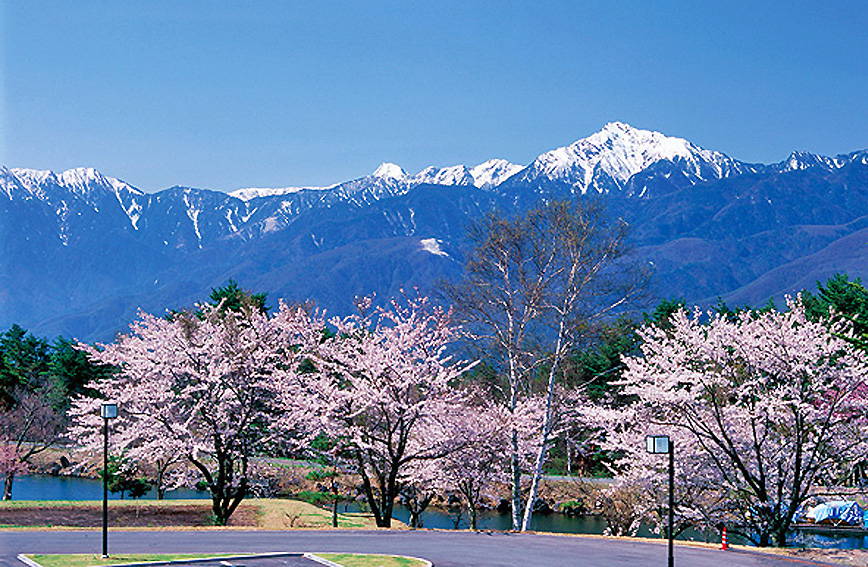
[[0, 166, 30, 199], [372, 163, 408, 180], [778, 151, 841, 172], [515, 121, 746, 194], [469, 159, 523, 188], [229, 185, 332, 201], [411, 164, 475, 186], [406, 159, 523, 189], [8, 166, 144, 199]]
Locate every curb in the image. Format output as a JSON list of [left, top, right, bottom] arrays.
[[306, 553, 433, 567], [16, 555, 42, 567], [305, 554, 344, 567]]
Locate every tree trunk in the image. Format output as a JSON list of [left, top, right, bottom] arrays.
[[380, 491, 394, 528], [331, 466, 339, 527], [357, 463, 383, 527], [409, 509, 422, 528], [355, 450, 393, 528], [189, 453, 247, 526], [404, 491, 433, 529], [773, 527, 788, 548], [3, 471, 14, 501], [211, 478, 246, 527], [510, 427, 522, 530], [156, 464, 166, 500], [332, 497, 339, 528], [521, 324, 565, 531]]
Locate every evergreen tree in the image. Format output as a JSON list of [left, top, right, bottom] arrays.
[[209, 279, 269, 315], [802, 273, 868, 339], [49, 337, 115, 409], [0, 325, 51, 409]]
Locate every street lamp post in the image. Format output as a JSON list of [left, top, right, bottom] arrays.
[[646, 435, 674, 567], [100, 402, 118, 559]]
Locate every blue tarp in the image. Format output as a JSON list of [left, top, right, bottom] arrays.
[[806, 501, 864, 526]]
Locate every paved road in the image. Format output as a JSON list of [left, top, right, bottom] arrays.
[[0, 530, 829, 567]]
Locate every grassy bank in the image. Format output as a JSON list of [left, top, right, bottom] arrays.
[[0, 498, 391, 530]]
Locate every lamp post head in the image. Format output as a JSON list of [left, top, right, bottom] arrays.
[[646, 434, 670, 454], [100, 402, 118, 419]]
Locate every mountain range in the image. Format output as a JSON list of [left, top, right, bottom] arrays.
[[3, 121, 868, 341]]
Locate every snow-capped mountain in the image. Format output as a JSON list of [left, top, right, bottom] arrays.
[[3, 122, 868, 342], [411, 165, 475, 187], [469, 159, 524, 188], [4, 166, 144, 206], [775, 151, 844, 172], [371, 162, 408, 180], [229, 185, 334, 201], [507, 122, 754, 196]]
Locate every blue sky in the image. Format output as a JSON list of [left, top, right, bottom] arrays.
[[2, 1, 867, 192]]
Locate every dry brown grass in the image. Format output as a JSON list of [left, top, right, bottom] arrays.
[[0, 498, 393, 530]]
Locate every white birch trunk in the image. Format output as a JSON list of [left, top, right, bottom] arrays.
[[520, 318, 565, 531]]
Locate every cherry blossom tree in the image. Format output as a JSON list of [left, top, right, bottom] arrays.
[[399, 457, 443, 529], [606, 297, 868, 546], [0, 386, 65, 500], [437, 402, 511, 530], [287, 294, 472, 528], [70, 299, 318, 525], [591, 416, 730, 538], [443, 200, 647, 530]]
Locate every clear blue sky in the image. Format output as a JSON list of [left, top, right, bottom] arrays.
[[2, 1, 867, 192]]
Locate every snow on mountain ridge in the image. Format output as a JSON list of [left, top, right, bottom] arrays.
[[469, 159, 524, 188], [10, 166, 144, 198], [518, 121, 744, 193], [410, 165, 475, 186], [230, 185, 334, 201], [398, 159, 524, 189], [779, 151, 842, 172], [372, 163, 408, 180]]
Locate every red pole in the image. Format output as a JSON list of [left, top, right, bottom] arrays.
[[721, 526, 729, 551]]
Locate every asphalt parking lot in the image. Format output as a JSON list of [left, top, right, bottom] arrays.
[[0, 529, 830, 567]]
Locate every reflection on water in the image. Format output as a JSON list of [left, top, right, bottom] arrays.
[[789, 530, 868, 550], [344, 501, 609, 533], [11, 474, 209, 501]]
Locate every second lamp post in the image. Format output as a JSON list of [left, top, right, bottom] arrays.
[[646, 434, 674, 567], [101, 402, 118, 559]]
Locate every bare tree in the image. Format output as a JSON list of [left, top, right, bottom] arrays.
[[0, 386, 65, 500], [443, 199, 647, 530]]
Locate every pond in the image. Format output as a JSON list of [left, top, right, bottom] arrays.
[[9, 474, 868, 549], [10, 474, 209, 502], [342, 500, 611, 534]]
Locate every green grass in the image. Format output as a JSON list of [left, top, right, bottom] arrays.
[[315, 554, 429, 567], [26, 554, 227, 567]]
